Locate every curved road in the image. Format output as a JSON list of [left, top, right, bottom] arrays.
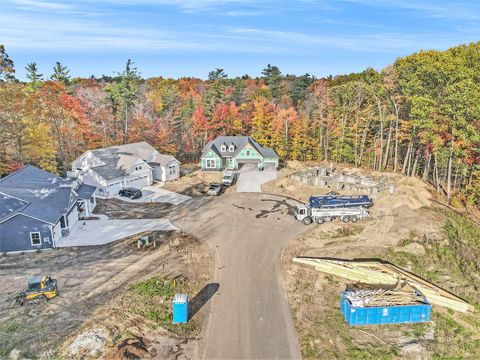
[[172, 193, 306, 360]]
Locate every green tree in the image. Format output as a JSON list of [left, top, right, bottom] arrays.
[[50, 61, 71, 85], [291, 73, 314, 107], [262, 64, 282, 100], [25, 62, 43, 90], [0, 45, 15, 81], [208, 68, 228, 81], [105, 59, 140, 143]]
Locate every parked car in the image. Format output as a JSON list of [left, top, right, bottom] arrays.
[[222, 170, 235, 186], [119, 187, 142, 199], [207, 183, 223, 196]]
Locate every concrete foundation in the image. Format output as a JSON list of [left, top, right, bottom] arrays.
[[290, 166, 396, 194]]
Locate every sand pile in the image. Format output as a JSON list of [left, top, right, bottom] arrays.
[[286, 160, 306, 170]]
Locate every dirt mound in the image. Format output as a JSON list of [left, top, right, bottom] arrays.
[[286, 160, 306, 170], [104, 336, 156, 360], [373, 175, 432, 211]]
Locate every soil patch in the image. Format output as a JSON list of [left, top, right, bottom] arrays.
[[0, 231, 211, 359]]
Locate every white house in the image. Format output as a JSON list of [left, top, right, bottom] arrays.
[[70, 142, 180, 197]]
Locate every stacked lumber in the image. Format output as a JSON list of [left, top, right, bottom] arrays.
[[293, 257, 474, 313]]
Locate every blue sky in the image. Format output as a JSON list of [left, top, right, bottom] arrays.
[[2, 0, 480, 80]]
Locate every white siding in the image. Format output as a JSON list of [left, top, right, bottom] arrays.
[[153, 166, 165, 181], [166, 162, 180, 181], [52, 221, 62, 246], [67, 205, 79, 229]]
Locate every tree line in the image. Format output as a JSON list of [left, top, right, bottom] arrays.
[[0, 42, 479, 205]]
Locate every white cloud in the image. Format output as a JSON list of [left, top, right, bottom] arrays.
[[10, 0, 74, 11], [340, 0, 480, 21]]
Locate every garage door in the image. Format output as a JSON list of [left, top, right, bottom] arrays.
[[237, 159, 260, 169], [126, 175, 150, 189], [264, 161, 277, 170], [107, 182, 122, 196]]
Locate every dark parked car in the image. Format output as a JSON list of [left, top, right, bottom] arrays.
[[119, 187, 142, 199], [207, 183, 223, 196]]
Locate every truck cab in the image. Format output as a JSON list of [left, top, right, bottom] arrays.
[[294, 204, 311, 223]]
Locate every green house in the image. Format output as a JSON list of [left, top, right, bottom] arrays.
[[200, 136, 279, 171]]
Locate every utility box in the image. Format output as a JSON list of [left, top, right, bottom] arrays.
[[172, 293, 188, 324]]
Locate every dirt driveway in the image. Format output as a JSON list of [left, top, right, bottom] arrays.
[[171, 192, 307, 359], [0, 231, 211, 358]]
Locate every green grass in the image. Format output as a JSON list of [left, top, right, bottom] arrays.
[[342, 336, 400, 360], [384, 210, 480, 359], [124, 277, 198, 336], [430, 312, 480, 359]]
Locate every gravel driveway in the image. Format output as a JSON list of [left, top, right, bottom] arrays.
[[56, 215, 178, 247], [237, 164, 277, 193]]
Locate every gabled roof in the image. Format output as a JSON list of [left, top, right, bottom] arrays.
[[0, 166, 79, 224], [149, 154, 180, 167], [88, 142, 158, 180], [0, 193, 29, 222], [76, 184, 97, 200], [201, 136, 278, 159]]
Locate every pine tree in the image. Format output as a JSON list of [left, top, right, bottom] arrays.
[[50, 61, 71, 85], [25, 62, 43, 90], [0, 45, 15, 81]]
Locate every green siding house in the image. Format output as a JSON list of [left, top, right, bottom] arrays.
[[200, 136, 279, 171]]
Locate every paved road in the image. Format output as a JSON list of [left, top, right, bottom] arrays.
[[237, 164, 278, 193], [172, 193, 306, 359]]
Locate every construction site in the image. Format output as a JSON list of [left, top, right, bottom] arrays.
[[271, 162, 480, 359], [1, 161, 479, 359]]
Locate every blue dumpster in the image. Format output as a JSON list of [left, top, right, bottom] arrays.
[[340, 291, 431, 326], [172, 293, 188, 323]]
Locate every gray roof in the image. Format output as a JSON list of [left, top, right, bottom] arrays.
[[149, 154, 179, 167], [0, 166, 79, 224], [89, 142, 157, 180], [202, 136, 278, 159], [76, 184, 97, 199], [0, 193, 29, 221]]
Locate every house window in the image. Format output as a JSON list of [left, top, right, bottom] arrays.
[[206, 159, 216, 168], [169, 166, 176, 175], [246, 150, 251, 156], [229, 145, 235, 152], [30, 232, 41, 246], [221, 145, 226, 152]]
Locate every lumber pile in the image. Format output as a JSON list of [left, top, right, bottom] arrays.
[[293, 257, 474, 313], [345, 282, 426, 308]]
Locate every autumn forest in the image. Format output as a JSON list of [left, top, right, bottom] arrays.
[[0, 42, 479, 206]]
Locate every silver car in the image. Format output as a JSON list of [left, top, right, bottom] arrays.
[[207, 183, 223, 196]]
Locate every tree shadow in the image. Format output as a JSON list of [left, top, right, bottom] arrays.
[[188, 283, 219, 320]]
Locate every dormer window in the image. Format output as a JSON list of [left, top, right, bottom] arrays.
[[220, 144, 227, 152], [229, 144, 235, 152]]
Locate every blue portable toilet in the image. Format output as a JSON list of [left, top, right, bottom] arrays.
[[172, 293, 189, 323]]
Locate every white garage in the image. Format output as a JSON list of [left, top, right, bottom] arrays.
[[71, 142, 168, 198]]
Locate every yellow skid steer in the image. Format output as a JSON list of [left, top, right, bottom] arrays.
[[15, 275, 58, 306]]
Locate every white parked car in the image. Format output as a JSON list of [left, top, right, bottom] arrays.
[[222, 170, 235, 186], [207, 183, 223, 196]]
